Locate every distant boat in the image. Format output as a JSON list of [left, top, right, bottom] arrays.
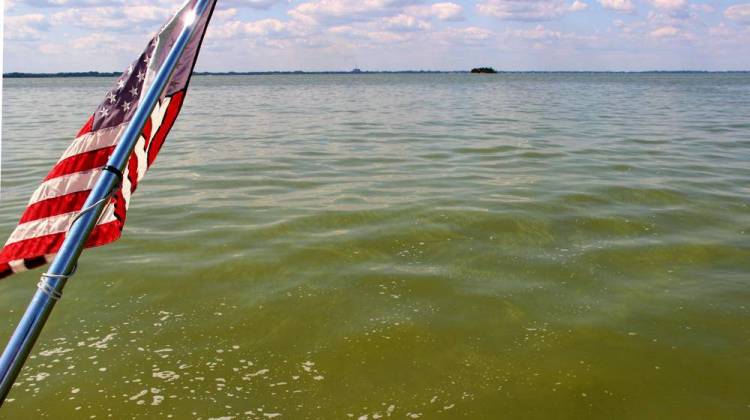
[[471, 67, 497, 74], [351, 68, 362, 74]]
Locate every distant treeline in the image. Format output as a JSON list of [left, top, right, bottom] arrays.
[[4, 70, 465, 78], [3, 70, 748, 78], [4, 71, 121, 78], [193, 70, 468, 76]]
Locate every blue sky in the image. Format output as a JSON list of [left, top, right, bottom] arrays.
[[4, 0, 750, 72]]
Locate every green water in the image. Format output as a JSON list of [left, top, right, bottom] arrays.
[[1, 73, 749, 418]]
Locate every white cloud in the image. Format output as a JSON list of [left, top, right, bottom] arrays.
[[708, 23, 733, 37], [220, 0, 286, 9], [477, 0, 586, 21], [208, 18, 291, 40], [689, 3, 713, 13], [5, 13, 48, 40], [646, 24, 694, 39], [649, 0, 686, 11], [649, 25, 679, 37], [504, 24, 598, 43], [598, 0, 635, 13], [382, 14, 431, 32], [206, 0, 468, 49], [50, 6, 170, 30], [38, 42, 63, 54], [123, 5, 171, 21], [406, 2, 465, 21], [648, 0, 690, 19], [213, 8, 239, 21], [509, 25, 564, 40], [71, 32, 118, 48], [704, 22, 750, 46], [613, 18, 645, 33], [327, 24, 354, 35], [430, 2, 465, 20], [365, 30, 412, 43], [438, 26, 493, 45], [22, 0, 123, 7], [289, 0, 422, 25], [570, 0, 589, 12], [725, 4, 750, 24], [55, 31, 140, 53]]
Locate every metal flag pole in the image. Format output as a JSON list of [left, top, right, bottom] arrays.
[[0, 0, 211, 405]]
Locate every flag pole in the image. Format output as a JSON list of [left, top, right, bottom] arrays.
[[0, 0, 211, 405]]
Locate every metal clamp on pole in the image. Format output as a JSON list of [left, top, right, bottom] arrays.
[[37, 266, 77, 301], [102, 165, 124, 183], [36, 279, 63, 301]]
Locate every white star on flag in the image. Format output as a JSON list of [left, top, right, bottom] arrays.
[[136, 71, 145, 82], [122, 101, 131, 112], [117, 79, 126, 90], [129, 86, 139, 97], [99, 107, 109, 117]]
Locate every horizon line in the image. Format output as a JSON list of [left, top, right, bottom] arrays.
[[4, 69, 750, 78]]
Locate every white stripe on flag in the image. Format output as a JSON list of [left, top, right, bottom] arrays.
[[121, 166, 133, 211], [6, 203, 117, 245], [136, 97, 170, 182], [58, 124, 125, 162], [9, 259, 27, 273], [28, 168, 102, 206], [150, 98, 171, 133], [134, 135, 148, 184]]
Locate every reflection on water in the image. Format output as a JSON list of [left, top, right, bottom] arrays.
[[1, 73, 749, 418]]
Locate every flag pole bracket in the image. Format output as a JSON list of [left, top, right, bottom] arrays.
[[102, 165, 124, 182], [37, 266, 77, 301]]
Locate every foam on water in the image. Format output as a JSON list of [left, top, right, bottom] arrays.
[[1, 73, 749, 418]]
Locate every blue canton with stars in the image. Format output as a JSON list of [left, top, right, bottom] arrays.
[[92, 41, 157, 132]]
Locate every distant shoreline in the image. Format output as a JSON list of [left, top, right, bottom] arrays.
[[3, 70, 749, 78]]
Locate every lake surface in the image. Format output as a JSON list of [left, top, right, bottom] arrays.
[[1, 73, 749, 418]]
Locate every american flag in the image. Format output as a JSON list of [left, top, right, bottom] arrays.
[[0, 0, 217, 279]]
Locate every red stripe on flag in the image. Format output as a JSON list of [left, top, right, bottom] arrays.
[[0, 263, 11, 279], [76, 114, 95, 138], [141, 119, 153, 148], [112, 190, 128, 225], [87, 219, 122, 247], [148, 91, 184, 167], [44, 146, 115, 181], [127, 150, 140, 194], [0, 232, 66, 265], [0, 220, 122, 266], [19, 190, 91, 224]]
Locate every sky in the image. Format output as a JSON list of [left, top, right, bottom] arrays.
[[3, 0, 750, 72]]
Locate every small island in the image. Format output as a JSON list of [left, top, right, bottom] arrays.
[[470, 67, 497, 74]]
